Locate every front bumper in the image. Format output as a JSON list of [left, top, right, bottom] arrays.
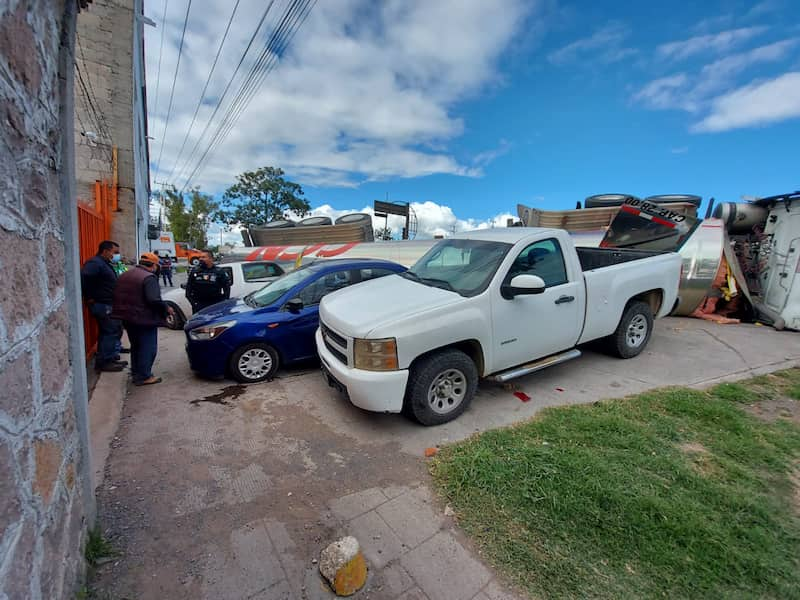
[[184, 334, 232, 378], [315, 329, 408, 413]]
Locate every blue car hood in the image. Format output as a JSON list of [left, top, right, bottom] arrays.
[[186, 298, 258, 328]]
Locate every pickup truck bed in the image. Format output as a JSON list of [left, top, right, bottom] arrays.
[[576, 247, 666, 271]]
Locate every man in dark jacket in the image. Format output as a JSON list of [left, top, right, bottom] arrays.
[[81, 240, 127, 372], [185, 250, 231, 313], [111, 252, 174, 386]]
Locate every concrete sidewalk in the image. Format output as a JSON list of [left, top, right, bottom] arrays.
[[89, 318, 798, 599]]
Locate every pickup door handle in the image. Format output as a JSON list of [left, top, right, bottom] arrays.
[[554, 295, 575, 305]]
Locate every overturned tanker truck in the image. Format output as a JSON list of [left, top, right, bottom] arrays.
[[226, 192, 799, 330]]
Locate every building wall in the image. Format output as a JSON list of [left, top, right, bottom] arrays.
[[73, 0, 142, 258], [0, 1, 95, 598]]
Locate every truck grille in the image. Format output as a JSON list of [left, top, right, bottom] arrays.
[[324, 339, 347, 365], [320, 320, 348, 366]]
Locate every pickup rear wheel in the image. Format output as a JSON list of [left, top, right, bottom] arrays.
[[405, 349, 478, 426], [229, 343, 279, 383], [606, 300, 653, 358]]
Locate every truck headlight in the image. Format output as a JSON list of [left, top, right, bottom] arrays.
[[189, 320, 236, 341], [354, 338, 398, 371]]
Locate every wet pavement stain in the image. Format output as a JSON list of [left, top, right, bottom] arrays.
[[190, 385, 248, 406]]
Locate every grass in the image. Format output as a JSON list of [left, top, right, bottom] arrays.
[[84, 528, 116, 568], [432, 368, 800, 599]]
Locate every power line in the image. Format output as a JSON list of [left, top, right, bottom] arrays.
[[166, 0, 242, 182], [75, 31, 111, 142], [170, 0, 276, 187], [179, 0, 316, 192], [150, 0, 170, 141], [74, 60, 113, 162], [154, 0, 193, 180]]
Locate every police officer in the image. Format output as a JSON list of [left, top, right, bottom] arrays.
[[185, 249, 231, 313]]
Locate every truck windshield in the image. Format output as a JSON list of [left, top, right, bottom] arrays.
[[248, 264, 323, 307], [403, 239, 512, 297]]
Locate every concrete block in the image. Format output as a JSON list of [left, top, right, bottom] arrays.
[[319, 536, 367, 596], [401, 532, 491, 600], [348, 510, 406, 569], [329, 487, 388, 520], [378, 561, 415, 596], [396, 587, 430, 600], [483, 579, 519, 600], [376, 486, 443, 548]]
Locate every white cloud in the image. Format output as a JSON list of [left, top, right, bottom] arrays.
[[548, 22, 637, 65], [635, 38, 799, 130], [692, 71, 800, 132], [633, 74, 696, 111], [670, 146, 689, 154], [656, 26, 766, 61], [146, 0, 533, 191]]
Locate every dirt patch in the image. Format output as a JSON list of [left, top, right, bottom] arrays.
[[744, 396, 800, 424], [679, 441, 709, 455], [678, 441, 716, 476]]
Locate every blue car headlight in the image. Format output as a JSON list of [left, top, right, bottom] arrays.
[[188, 320, 236, 341]]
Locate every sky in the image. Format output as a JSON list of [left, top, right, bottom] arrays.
[[145, 0, 800, 243]]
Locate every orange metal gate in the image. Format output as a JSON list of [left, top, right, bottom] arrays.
[[78, 180, 118, 358]]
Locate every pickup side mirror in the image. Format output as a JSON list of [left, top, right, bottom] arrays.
[[501, 274, 546, 299], [285, 297, 303, 313]]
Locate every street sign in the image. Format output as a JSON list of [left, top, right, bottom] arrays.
[[374, 200, 409, 217]]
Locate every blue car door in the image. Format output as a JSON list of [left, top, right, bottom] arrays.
[[283, 269, 357, 361]]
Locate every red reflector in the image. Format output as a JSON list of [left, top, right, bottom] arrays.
[[513, 391, 531, 402], [268, 323, 280, 329]]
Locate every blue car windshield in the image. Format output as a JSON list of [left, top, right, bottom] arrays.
[[248, 264, 324, 307]]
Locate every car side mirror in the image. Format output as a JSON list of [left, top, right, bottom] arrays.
[[501, 274, 546, 299], [180, 283, 187, 289], [285, 297, 303, 313]]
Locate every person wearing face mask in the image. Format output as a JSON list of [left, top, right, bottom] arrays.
[[185, 249, 231, 313], [81, 240, 128, 372]]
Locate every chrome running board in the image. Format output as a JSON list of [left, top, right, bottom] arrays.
[[488, 349, 582, 383]]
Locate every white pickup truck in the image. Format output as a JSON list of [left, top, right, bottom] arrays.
[[316, 228, 682, 425]]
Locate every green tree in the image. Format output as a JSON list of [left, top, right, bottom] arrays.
[[374, 226, 393, 240], [215, 166, 309, 228], [161, 186, 218, 248], [163, 187, 190, 242], [186, 189, 218, 248]]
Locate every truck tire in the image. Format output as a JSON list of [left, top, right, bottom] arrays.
[[229, 343, 279, 383], [404, 349, 478, 426], [606, 300, 653, 358]]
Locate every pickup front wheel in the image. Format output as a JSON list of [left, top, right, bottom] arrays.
[[405, 349, 478, 426], [606, 300, 653, 358]]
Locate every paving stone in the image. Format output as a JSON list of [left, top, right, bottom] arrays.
[[348, 510, 406, 570], [329, 487, 388, 521], [401, 532, 491, 600], [382, 484, 411, 499], [202, 521, 287, 599], [379, 561, 415, 597], [376, 486, 443, 548], [396, 587, 430, 600]]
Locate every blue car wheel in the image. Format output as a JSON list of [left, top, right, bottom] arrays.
[[229, 343, 279, 383]]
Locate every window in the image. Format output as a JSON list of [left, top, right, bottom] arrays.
[[220, 266, 234, 285], [405, 239, 512, 297], [242, 262, 283, 282], [360, 267, 398, 281], [298, 270, 354, 306], [507, 239, 568, 287]]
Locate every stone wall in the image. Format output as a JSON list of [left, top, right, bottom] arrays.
[[73, 0, 138, 257], [0, 1, 95, 598]]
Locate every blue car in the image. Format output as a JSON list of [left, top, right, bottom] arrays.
[[184, 258, 406, 383]]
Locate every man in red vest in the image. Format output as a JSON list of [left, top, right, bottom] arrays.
[[112, 252, 174, 386]]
